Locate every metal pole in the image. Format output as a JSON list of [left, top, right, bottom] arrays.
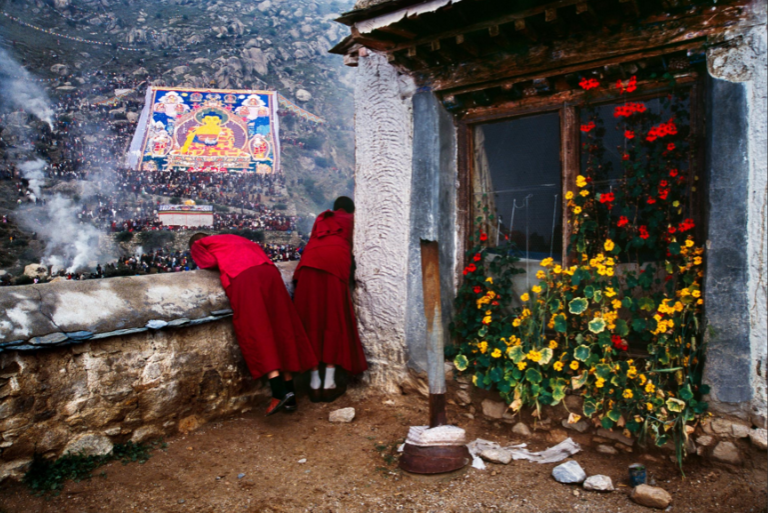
[[420, 239, 446, 428]]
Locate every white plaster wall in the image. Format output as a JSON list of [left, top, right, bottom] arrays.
[[353, 51, 415, 393], [707, 7, 768, 426]]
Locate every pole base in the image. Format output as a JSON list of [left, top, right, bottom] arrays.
[[398, 443, 470, 474]]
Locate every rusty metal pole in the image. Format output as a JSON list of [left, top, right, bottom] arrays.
[[420, 239, 447, 428]]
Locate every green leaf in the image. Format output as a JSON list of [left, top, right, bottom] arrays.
[[595, 363, 612, 380], [593, 290, 603, 303], [615, 319, 630, 337], [508, 345, 525, 364], [607, 410, 621, 422], [584, 285, 595, 299], [666, 398, 686, 412], [601, 417, 615, 429], [588, 317, 606, 334], [454, 355, 469, 372], [569, 298, 589, 315], [478, 326, 489, 337], [574, 345, 591, 362], [525, 367, 543, 384], [551, 384, 566, 405], [679, 385, 694, 402], [583, 400, 597, 417], [489, 367, 502, 383], [548, 299, 562, 311], [571, 371, 588, 390], [539, 347, 553, 365], [554, 314, 568, 333], [622, 297, 634, 309]]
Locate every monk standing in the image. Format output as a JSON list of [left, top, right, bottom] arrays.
[[189, 233, 318, 415], [293, 197, 368, 402]]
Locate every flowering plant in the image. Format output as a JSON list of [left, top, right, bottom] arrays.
[[452, 78, 708, 468]]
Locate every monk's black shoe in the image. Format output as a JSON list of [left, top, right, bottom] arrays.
[[322, 385, 346, 403], [308, 388, 323, 403], [284, 394, 297, 412]]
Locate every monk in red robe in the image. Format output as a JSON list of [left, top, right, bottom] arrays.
[[190, 233, 318, 415], [293, 197, 367, 402]]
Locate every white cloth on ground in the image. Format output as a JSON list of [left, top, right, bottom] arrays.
[[466, 437, 581, 470]]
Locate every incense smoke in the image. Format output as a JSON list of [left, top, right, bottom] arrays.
[[18, 159, 46, 199], [0, 46, 55, 128]]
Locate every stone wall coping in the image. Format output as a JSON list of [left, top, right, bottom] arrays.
[[0, 261, 298, 353]]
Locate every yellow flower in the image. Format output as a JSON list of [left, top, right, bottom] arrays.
[[536, 270, 546, 280], [473, 375, 478, 386], [623, 389, 633, 399], [521, 309, 531, 317], [645, 382, 656, 394], [646, 402, 654, 411], [605, 267, 614, 277], [579, 189, 590, 197], [549, 340, 558, 350], [553, 265, 563, 274], [694, 256, 702, 265], [604, 239, 615, 252], [517, 361, 527, 371], [570, 360, 579, 371], [478, 341, 488, 353], [612, 299, 622, 310], [527, 350, 542, 362], [532, 285, 542, 294], [697, 298, 703, 305], [685, 239, 694, 247], [482, 316, 492, 325], [512, 318, 521, 327], [540, 257, 554, 267], [485, 310, 492, 315], [553, 361, 564, 371], [576, 175, 587, 188], [520, 293, 530, 302], [491, 348, 502, 358], [573, 206, 582, 215], [692, 290, 701, 298], [639, 374, 647, 385], [605, 287, 616, 297], [565, 191, 574, 200], [485, 277, 494, 284], [627, 366, 637, 379], [595, 378, 605, 388]]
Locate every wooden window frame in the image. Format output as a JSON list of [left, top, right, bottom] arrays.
[[457, 72, 705, 270]]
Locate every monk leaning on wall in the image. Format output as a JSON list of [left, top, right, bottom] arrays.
[[189, 233, 318, 415]]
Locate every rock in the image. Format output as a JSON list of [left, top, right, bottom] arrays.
[[63, 433, 113, 457], [696, 435, 715, 447], [481, 399, 507, 419], [104, 427, 121, 436], [561, 418, 590, 433], [710, 441, 742, 465], [631, 484, 672, 509], [295, 89, 312, 102], [583, 474, 614, 492], [50, 64, 69, 76], [455, 390, 471, 406], [552, 460, 586, 484], [596, 444, 619, 455], [731, 423, 750, 439], [178, 415, 205, 434], [329, 407, 355, 423], [564, 395, 584, 411], [297, 458, 307, 464], [257, 0, 272, 11], [0, 459, 32, 483], [172, 65, 190, 76], [596, 428, 634, 447], [133, 67, 148, 76], [24, 263, 48, 279], [126, 112, 139, 123], [131, 425, 162, 444], [749, 428, 767, 450], [547, 429, 569, 444], [478, 448, 513, 465], [710, 418, 732, 435]]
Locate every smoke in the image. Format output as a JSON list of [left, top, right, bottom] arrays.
[[21, 194, 105, 273], [0, 47, 55, 128], [18, 159, 46, 199]]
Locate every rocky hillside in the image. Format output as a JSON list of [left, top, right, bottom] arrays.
[[0, 0, 356, 215]]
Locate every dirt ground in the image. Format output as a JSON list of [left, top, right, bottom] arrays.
[[1, 386, 766, 513]]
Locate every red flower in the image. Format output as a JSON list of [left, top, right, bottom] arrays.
[[647, 197, 656, 204], [580, 121, 596, 133], [617, 216, 629, 227], [479, 233, 488, 242], [668, 226, 676, 234], [599, 192, 615, 204], [473, 286, 483, 294], [678, 218, 695, 232], [616, 75, 637, 94], [612, 335, 628, 351], [658, 188, 669, 200], [579, 77, 600, 90], [625, 130, 635, 139], [669, 169, 679, 177], [667, 143, 676, 151], [659, 180, 668, 187], [639, 225, 650, 239], [467, 264, 477, 273], [463, 269, 469, 276], [473, 253, 482, 262], [491, 301, 499, 306], [622, 153, 630, 161]]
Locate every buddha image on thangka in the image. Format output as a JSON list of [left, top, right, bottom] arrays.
[[138, 88, 280, 174]]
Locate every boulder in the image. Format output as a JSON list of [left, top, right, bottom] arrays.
[[695, 435, 715, 447], [178, 414, 205, 434], [242, 48, 270, 76], [595, 428, 634, 447], [481, 399, 506, 419], [478, 448, 513, 465], [564, 395, 583, 411], [731, 423, 750, 439], [126, 112, 139, 123], [455, 389, 471, 406], [63, 433, 113, 457], [583, 474, 614, 492], [132, 67, 148, 76], [172, 66, 190, 76], [0, 459, 32, 483], [257, 0, 272, 11], [24, 263, 48, 279], [512, 422, 531, 436], [130, 425, 163, 444], [552, 460, 586, 484], [329, 407, 355, 423], [596, 444, 619, 455], [631, 484, 672, 509], [561, 418, 590, 433], [710, 441, 742, 465], [51, 63, 69, 76], [295, 89, 312, 102], [749, 428, 767, 450]]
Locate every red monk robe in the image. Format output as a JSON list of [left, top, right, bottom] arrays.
[[191, 234, 318, 379], [293, 210, 368, 375]]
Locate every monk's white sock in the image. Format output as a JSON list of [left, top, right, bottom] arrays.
[[310, 370, 321, 390], [324, 367, 336, 389]]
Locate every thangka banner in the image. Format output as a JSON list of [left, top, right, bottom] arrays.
[[128, 87, 280, 174]]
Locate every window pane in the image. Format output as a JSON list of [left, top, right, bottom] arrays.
[[473, 113, 562, 261]]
